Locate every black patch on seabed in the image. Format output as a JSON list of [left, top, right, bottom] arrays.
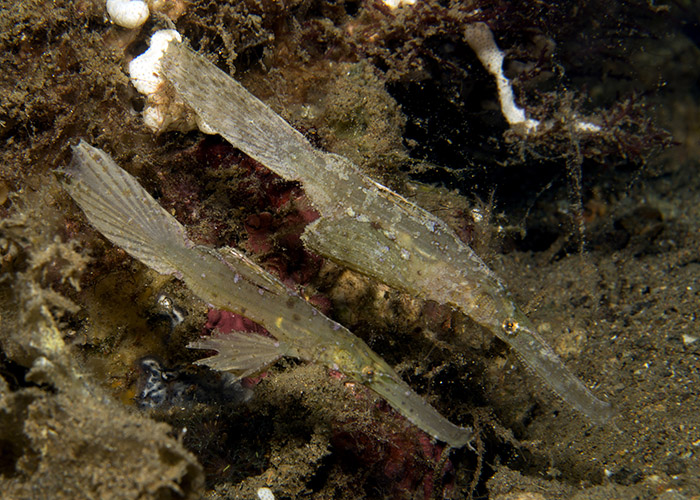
[[134, 356, 251, 410]]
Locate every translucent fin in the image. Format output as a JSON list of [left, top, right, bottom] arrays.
[[162, 42, 319, 183], [217, 246, 288, 295], [188, 332, 285, 380], [62, 141, 189, 276]]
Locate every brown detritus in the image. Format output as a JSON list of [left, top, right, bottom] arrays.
[[503, 91, 673, 167], [228, 362, 462, 499], [0, 184, 203, 498], [0, 0, 160, 187], [0, 375, 203, 499]]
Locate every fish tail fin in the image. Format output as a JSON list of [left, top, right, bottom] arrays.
[[188, 331, 285, 379], [61, 141, 189, 276]]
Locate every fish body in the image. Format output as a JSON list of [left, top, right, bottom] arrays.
[[160, 38, 613, 423], [62, 141, 473, 448]]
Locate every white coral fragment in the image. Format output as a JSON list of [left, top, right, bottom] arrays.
[[257, 487, 275, 500], [106, 0, 150, 29], [106, 0, 188, 29], [574, 120, 603, 133]]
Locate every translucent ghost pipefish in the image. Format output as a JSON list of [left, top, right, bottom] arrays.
[[156, 35, 614, 423], [61, 141, 473, 448]]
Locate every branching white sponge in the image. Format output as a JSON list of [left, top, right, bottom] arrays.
[[463, 22, 601, 135], [463, 23, 540, 132]]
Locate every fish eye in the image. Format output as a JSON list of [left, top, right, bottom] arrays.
[[361, 366, 375, 381], [502, 319, 519, 336]]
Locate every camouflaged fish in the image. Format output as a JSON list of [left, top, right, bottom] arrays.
[[158, 37, 614, 424], [62, 141, 472, 448]]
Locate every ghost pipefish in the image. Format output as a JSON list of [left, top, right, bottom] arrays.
[[157, 35, 614, 424], [61, 141, 473, 448]]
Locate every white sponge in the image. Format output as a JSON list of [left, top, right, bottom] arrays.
[[464, 23, 539, 132], [128, 30, 213, 133], [106, 0, 150, 29], [381, 0, 417, 9], [464, 23, 602, 135], [129, 30, 181, 93]]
